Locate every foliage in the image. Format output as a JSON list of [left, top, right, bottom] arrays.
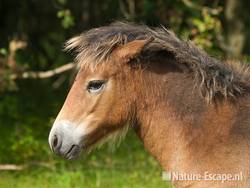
[[57, 9, 75, 29], [0, 132, 171, 188]]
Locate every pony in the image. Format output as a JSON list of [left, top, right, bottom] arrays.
[[49, 22, 250, 188]]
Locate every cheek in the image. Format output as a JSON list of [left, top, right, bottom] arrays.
[[102, 82, 131, 126]]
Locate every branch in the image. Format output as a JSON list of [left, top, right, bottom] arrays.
[[10, 63, 75, 80], [0, 162, 55, 171], [0, 164, 26, 171], [182, 0, 222, 15]]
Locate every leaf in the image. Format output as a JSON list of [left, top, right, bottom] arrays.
[[0, 48, 8, 56]]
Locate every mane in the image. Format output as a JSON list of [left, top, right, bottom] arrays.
[[65, 22, 250, 102]]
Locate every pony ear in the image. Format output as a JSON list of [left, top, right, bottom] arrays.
[[114, 38, 153, 61]]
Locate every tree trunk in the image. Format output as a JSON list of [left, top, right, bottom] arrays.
[[224, 0, 245, 58]]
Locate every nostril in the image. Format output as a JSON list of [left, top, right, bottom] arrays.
[[51, 134, 62, 153], [53, 135, 58, 148]]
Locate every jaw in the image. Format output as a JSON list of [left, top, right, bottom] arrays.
[[83, 123, 131, 154]]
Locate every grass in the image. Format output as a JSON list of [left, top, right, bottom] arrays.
[[0, 131, 171, 188]]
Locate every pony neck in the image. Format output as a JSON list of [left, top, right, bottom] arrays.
[[134, 62, 238, 173]]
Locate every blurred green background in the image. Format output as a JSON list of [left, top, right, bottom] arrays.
[[0, 0, 249, 187]]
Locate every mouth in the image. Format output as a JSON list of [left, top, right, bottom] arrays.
[[62, 128, 127, 160], [63, 142, 96, 160], [64, 145, 81, 160]]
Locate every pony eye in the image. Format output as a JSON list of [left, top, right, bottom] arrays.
[[87, 80, 106, 93]]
